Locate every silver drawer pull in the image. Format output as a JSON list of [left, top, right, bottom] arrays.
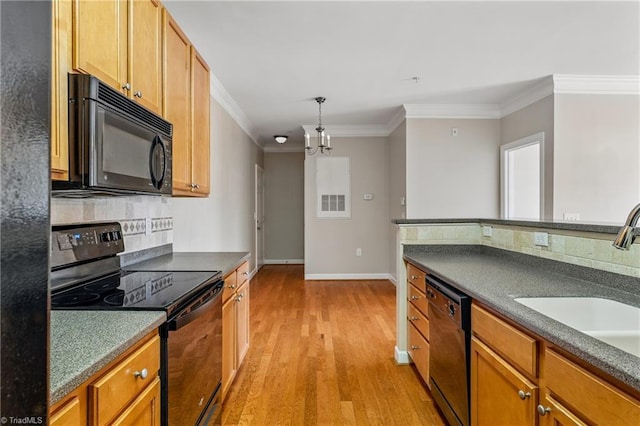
[[537, 405, 551, 416], [411, 345, 419, 350], [410, 275, 418, 280], [408, 316, 419, 321], [410, 295, 419, 300], [518, 390, 531, 400], [134, 368, 148, 380], [134, 90, 142, 98]]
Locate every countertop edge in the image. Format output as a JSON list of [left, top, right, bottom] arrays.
[[393, 218, 622, 234], [403, 247, 640, 393]]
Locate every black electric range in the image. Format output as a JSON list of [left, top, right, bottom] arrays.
[[51, 222, 224, 426]]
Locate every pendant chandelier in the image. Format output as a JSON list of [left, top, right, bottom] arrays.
[[304, 97, 332, 155]]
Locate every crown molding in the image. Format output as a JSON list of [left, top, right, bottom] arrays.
[[210, 73, 262, 148], [386, 107, 407, 134], [500, 76, 554, 117], [552, 74, 640, 95], [403, 103, 502, 119], [263, 144, 305, 153], [301, 124, 389, 137]]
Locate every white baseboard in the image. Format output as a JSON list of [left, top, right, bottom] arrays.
[[263, 259, 304, 265], [395, 346, 410, 364], [388, 275, 398, 286], [304, 273, 393, 281]]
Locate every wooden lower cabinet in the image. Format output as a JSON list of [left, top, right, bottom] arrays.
[[221, 261, 251, 401], [470, 337, 537, 426], [408, 323, 429, 381], [50, 395, 81, 425], [471, 302, 640, 425], [405, 261, 430, 386], [49, 331, 161, 425]]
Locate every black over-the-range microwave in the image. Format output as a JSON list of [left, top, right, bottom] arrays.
[[52, 73, 173, 197]]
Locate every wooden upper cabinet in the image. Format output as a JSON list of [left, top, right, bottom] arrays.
[[129, 0, 162, 113], [72, 0, 162, 114], [162, 10, 191, 193], [190, 48, 211, 195], [51, 0, 72, 180], [73, 0, 127, 91]]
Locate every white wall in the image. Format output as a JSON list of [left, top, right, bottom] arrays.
[[405, 118, 501, 219], [388, 121, 406, 283], [264, 152, 305, 263], [171, 97, 264, 271], [501, 95, 555, 219], [304, 137, 389, 278], [553, 94, 640, 223]]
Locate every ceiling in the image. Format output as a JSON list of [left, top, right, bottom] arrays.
[[163, 1, 639, 149]]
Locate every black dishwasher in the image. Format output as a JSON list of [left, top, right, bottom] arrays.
[[426, 274, 471, 426]]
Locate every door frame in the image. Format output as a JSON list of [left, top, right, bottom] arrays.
[[255, 164, 264, 271], [500, 132, 545, 219]]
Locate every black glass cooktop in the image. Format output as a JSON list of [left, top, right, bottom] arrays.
[[51, 269, 221, 314]]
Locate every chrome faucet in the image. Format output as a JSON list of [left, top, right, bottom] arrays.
[[613, 203, 640, 250]]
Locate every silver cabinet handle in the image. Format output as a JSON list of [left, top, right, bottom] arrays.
[[407, 316, 419, 321], [411, 345, 419, 350], [134, 368, 148, 379], [410, 295, 419, 300], [134, 90, 142, 98], [228, 284, 236, 290], [537, 405, 551, 416], [518, 390, 531, 400], [122, 82, 131, 90], [242, 271, 248, 276], [410, 275, 418, 280]]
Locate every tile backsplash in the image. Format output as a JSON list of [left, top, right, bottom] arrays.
[[51, 196, 172, 253], [400, 223, 640, 278]]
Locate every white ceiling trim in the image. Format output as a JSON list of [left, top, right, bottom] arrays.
[[500, 76, 554, 117], [386, 107, 407, 135], [552, 74, 640, 95], [403, 103, 502, 119], [263, 145, 305, 153], [301, 124, 389, 137], [209, 73, 262, 148]]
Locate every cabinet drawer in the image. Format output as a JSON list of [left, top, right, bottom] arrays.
[[237, 261, 249, 285], [472, 304, 538, 377], [407, 263, 426, 293], [51, 395, 81, 426], [545, 349, 640, 425], [408, 302, 429, 341], [223, 269, 237, 303], [89, 335, 160, 424], [408, 323, 429, 384], [408, 284, 428, 318]]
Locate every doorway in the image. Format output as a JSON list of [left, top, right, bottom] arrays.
[[255, 164, 264, 271], [501, 132, 545, 220]]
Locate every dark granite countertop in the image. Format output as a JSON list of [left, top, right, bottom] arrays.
[[125, 251, 250, 277], [403, 245, 640, 392], [393, 218, 622, 234], [50, 310, 165, 404]]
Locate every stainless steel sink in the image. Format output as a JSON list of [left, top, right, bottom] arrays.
[[514, 297, 640, 357]]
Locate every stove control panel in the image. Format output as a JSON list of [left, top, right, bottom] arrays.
[[51, 222, 125, 269]]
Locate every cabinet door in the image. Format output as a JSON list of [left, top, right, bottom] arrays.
[[111, 377, 161, 426], [163, 11, 192, 195], [539, 393, 586, 426], [51, 0, 71, 180], [190, 47, 210, 195], [222, 296, 237, 400], [408, 323, 429, 384], [129, 0, 162, 113], [73, 0, 127, 91], [471, 337, 537, 426], [236, 281, 250, 366], [50, 396, 81, 426]]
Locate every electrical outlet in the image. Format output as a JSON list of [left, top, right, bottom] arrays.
[[482, 226, 492, 237], [563, 213, 580, 221], [356, 248, 362, 256], [534, 232, 549, 247]]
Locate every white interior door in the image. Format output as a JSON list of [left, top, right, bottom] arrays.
[[255, 165, 264, 270], [501, 132, 545, 220]]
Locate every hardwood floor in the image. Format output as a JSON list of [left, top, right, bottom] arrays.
[[221, 265, 446, 425]]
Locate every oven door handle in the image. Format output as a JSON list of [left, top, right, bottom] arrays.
[[168, 281, 223, 331]]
